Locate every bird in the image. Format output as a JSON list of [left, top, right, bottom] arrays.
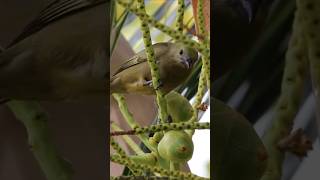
[[110, 42, 199, 95], [0, 0, 108, 101]]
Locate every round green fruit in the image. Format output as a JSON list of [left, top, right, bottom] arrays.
[[157, 130, 194, 163]]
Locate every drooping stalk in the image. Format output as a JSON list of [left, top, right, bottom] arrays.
[[117, 0, 209, 59], [261, 7, 308, 180], [110, 137, 142, 175], [298, 0, 320, 120], [112, 93, 155, 152], [136, 0, 168, 124], [110, 154, 208, 180], [176, 0, 185, 33], [7, 101, 73, 180]]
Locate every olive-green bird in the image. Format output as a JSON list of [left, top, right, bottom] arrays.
[[0, 0, 107, 102], [110, 42, 198, 95]]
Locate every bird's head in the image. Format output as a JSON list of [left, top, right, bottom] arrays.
[[176, 44, 199, 69]]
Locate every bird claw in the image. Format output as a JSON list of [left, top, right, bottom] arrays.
[[143, 80, 153, 87], [143, 80, 163, 90]]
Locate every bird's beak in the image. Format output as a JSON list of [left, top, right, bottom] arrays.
[[180, 57, 191, 69]]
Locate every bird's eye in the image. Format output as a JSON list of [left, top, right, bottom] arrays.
[[179, 49, 183, 55]]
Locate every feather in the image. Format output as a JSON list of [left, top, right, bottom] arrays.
[[7, 0, 106, 47], [112, 42, 169, 77]]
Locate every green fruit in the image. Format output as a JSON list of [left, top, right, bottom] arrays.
[[157, 130, 194, 163], [165, 91, 194, 123], [213, 98, 268, 180]]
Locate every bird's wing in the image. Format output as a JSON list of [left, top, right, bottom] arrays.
[[7, 0, 106, 48], [112, 43, 170, 76], [112, 54, 147, 76]]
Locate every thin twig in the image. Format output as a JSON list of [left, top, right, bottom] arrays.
[[111, 122, 144, 155], [110, 122, 210, 136]]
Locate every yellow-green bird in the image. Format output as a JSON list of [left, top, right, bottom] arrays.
[[110, 42, 199, 95]]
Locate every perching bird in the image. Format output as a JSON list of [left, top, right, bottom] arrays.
[[0, 0, 107, 101], [110, 42, 198, 95]]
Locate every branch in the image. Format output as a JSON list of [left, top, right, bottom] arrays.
[[112, 93, 156, 152], [117, 0, 209, 59], [110, 122, 210, 136], [110, 137, 143, 175], [7, 101, 73, 180], [176, 0, 185, 33], [135, 0, 168, 124], [111, 155, 208, 180], [261, 7, 308, 180], [111, 122, 144, 155]]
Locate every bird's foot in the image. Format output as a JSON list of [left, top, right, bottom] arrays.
[[143, 80, 163, 90], [143, 80, 153, 87]]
